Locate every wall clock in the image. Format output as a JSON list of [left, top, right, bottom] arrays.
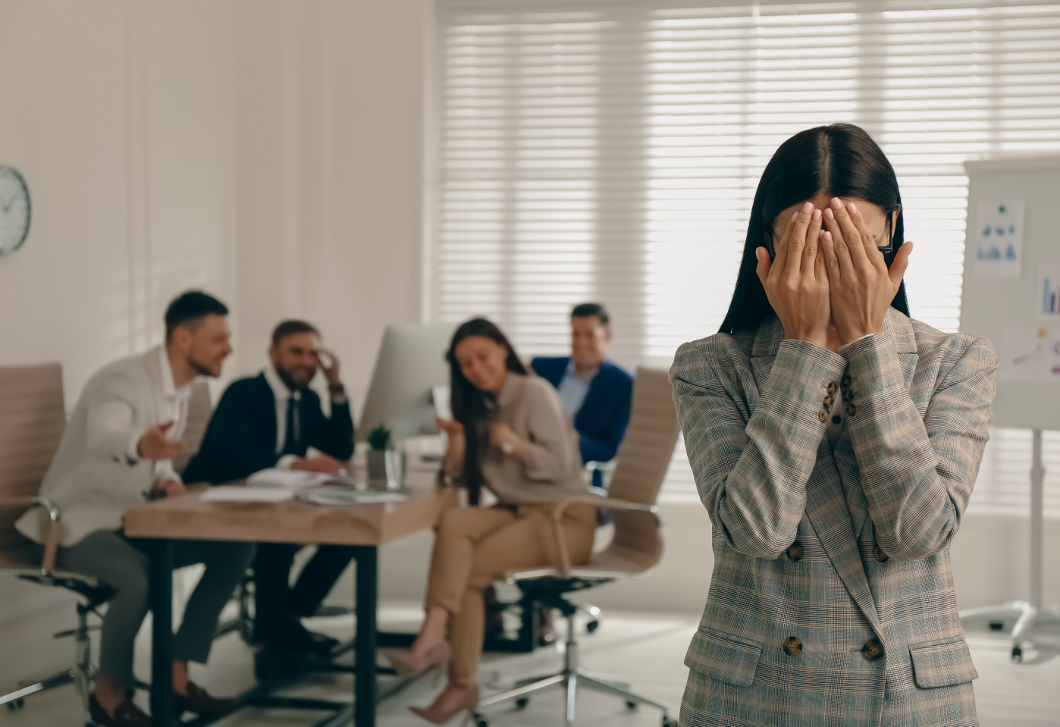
[[0, 165, 31, 256]]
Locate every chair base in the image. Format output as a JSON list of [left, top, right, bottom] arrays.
[[475, 611, 678, 727], [959, 600, 1060, 662]]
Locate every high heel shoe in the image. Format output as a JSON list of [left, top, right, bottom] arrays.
[[383, 641, 451, 682], [409, 684, 480, 725]]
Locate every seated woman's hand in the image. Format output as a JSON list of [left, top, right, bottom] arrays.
[[755, 201, 830, 348], [436, 417, 464, 439]]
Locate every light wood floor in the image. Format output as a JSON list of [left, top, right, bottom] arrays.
[[2, 605, 1058, 726]]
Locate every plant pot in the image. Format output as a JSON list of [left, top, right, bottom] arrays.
[[367, 449, 404, 491]]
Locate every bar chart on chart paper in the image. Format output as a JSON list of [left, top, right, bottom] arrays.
[[1039, 265, 1060, 317]]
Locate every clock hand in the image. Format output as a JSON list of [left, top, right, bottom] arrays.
[[0, 194, 16, 213]]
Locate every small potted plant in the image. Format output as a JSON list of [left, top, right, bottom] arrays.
[[367, 424, 401, 490]]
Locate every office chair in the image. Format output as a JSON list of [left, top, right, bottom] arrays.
[[0, 372, 211, 724], [475, 367, 681, 727]]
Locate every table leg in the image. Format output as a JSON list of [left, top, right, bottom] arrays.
[[354, 546, 377, 727], [148, 539, 175, 726]]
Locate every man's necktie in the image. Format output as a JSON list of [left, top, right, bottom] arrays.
[[282, 397, 299, 455]]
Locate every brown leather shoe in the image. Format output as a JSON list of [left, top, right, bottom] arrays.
[[173, 681, 239, 717], [88, 694, 152, 727]]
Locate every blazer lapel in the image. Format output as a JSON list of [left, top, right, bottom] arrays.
[[803, 435, 884, 636], [143, 347, 167, 426], [257, 374, 280, 452]]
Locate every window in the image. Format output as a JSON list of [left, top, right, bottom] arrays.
[[432, 0, 1060, 514]]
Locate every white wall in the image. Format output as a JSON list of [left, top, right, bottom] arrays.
[[0, 0, 431, 690], [0, 0, 241, 637]]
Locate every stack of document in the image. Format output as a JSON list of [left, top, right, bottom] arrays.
[[298, 487, 408, 506], [200, 469, 335, 503]]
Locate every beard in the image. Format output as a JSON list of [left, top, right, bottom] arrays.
[[186, 353, 215, 377], [276, 364, 315, 391]]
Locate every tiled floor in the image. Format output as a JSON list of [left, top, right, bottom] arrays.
[[3, 605, 1058, 726]]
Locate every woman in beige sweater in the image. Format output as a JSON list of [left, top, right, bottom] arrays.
[[388, 318, 595, 724]]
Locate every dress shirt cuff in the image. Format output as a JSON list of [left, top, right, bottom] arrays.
[[153, 461, 182, 485], [276, 454, 298, 470], [329, 384, 348, 405]]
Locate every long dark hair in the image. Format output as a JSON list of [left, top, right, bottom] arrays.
[[719, 123, 909, 334], [446, 318, 528, 505]]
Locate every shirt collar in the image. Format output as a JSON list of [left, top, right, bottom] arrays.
[[159, 346, 193, 399], [264, 365, 301, 402], [566, 357, 601, 382]]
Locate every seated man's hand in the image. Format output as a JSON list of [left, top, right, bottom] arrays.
[[150, 479, 186, 499], [291, 453, 343, 475], [138, 422, 183, 461]]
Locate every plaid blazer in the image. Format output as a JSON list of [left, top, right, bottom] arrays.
[[670, 308, 997, 727]]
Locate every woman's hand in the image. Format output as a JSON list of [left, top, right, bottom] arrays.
[[436, 417, 464, 439], [437, 418, 466, 478], [756, 201, 830, 348], [490, 422, 529, 460], [820, 197, 913, 345]]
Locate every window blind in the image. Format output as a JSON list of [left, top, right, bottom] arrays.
[[432, 0, 1060, 515]]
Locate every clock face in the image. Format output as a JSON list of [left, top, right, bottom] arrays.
[[0, 165, 31, 256]]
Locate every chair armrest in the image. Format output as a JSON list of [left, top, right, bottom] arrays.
[[545, 495, 659, 577], [0, 496, 63, 574]]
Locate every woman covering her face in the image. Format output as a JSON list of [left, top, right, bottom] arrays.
[[671, 123, 997, 727]]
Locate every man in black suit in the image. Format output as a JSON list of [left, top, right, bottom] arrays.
[[183, 320, 355, 674]]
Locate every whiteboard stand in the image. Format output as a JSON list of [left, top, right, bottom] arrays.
[[957, 156, 1060, 663], [958, 430, 1060, 662]]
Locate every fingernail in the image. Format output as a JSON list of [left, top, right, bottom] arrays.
[[830, 197, 842, 210], [824, 208, 834, 220], [791, 211, 799, 222], [802, 201, 813, 215], [846, 202, 858, 215], [812, 208, 822, 221], [823, 231, 832, 241]]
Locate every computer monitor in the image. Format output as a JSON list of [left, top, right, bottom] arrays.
[[358, 322, 458, 442]]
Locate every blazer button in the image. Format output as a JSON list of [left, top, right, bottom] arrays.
[[861, 639, 884, 661], [841, 374, 852, 388], [823, 395, 835, 408], [818, 409, 829, 422], [848, 404, 857, 417], [786, 542, 803, 562], [827, 382, 838, 396], [875, 546, 889, 563], [783, 637, 803, 657]]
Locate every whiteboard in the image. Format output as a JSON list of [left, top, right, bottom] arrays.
[[960, 155, 1060, 430]]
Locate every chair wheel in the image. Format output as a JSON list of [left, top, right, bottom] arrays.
[[1012, 645, 1023, 663], [626, 700, 638, 710], [586, 620, 600, 633], [474, 713, 489, 727], [7, 698, 25, 711], [662, 715, 680, 727], [515, 697, 529, 709]]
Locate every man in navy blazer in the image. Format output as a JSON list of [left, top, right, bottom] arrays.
[[183, 320, 354, 674], [531, 303, 633, 487]]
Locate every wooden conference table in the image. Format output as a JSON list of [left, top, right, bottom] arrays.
[[123, 483, 457, 727]]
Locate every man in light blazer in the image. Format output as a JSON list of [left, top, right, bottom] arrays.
[[16, 291, 254, 727]]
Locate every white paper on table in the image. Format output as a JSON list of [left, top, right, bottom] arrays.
[[246, 468, 333, 490], [298, 488, 408, 506], [201, 486, 294, 503], [999, 327, 1060, 382], [974, 200, 1024, 278]]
